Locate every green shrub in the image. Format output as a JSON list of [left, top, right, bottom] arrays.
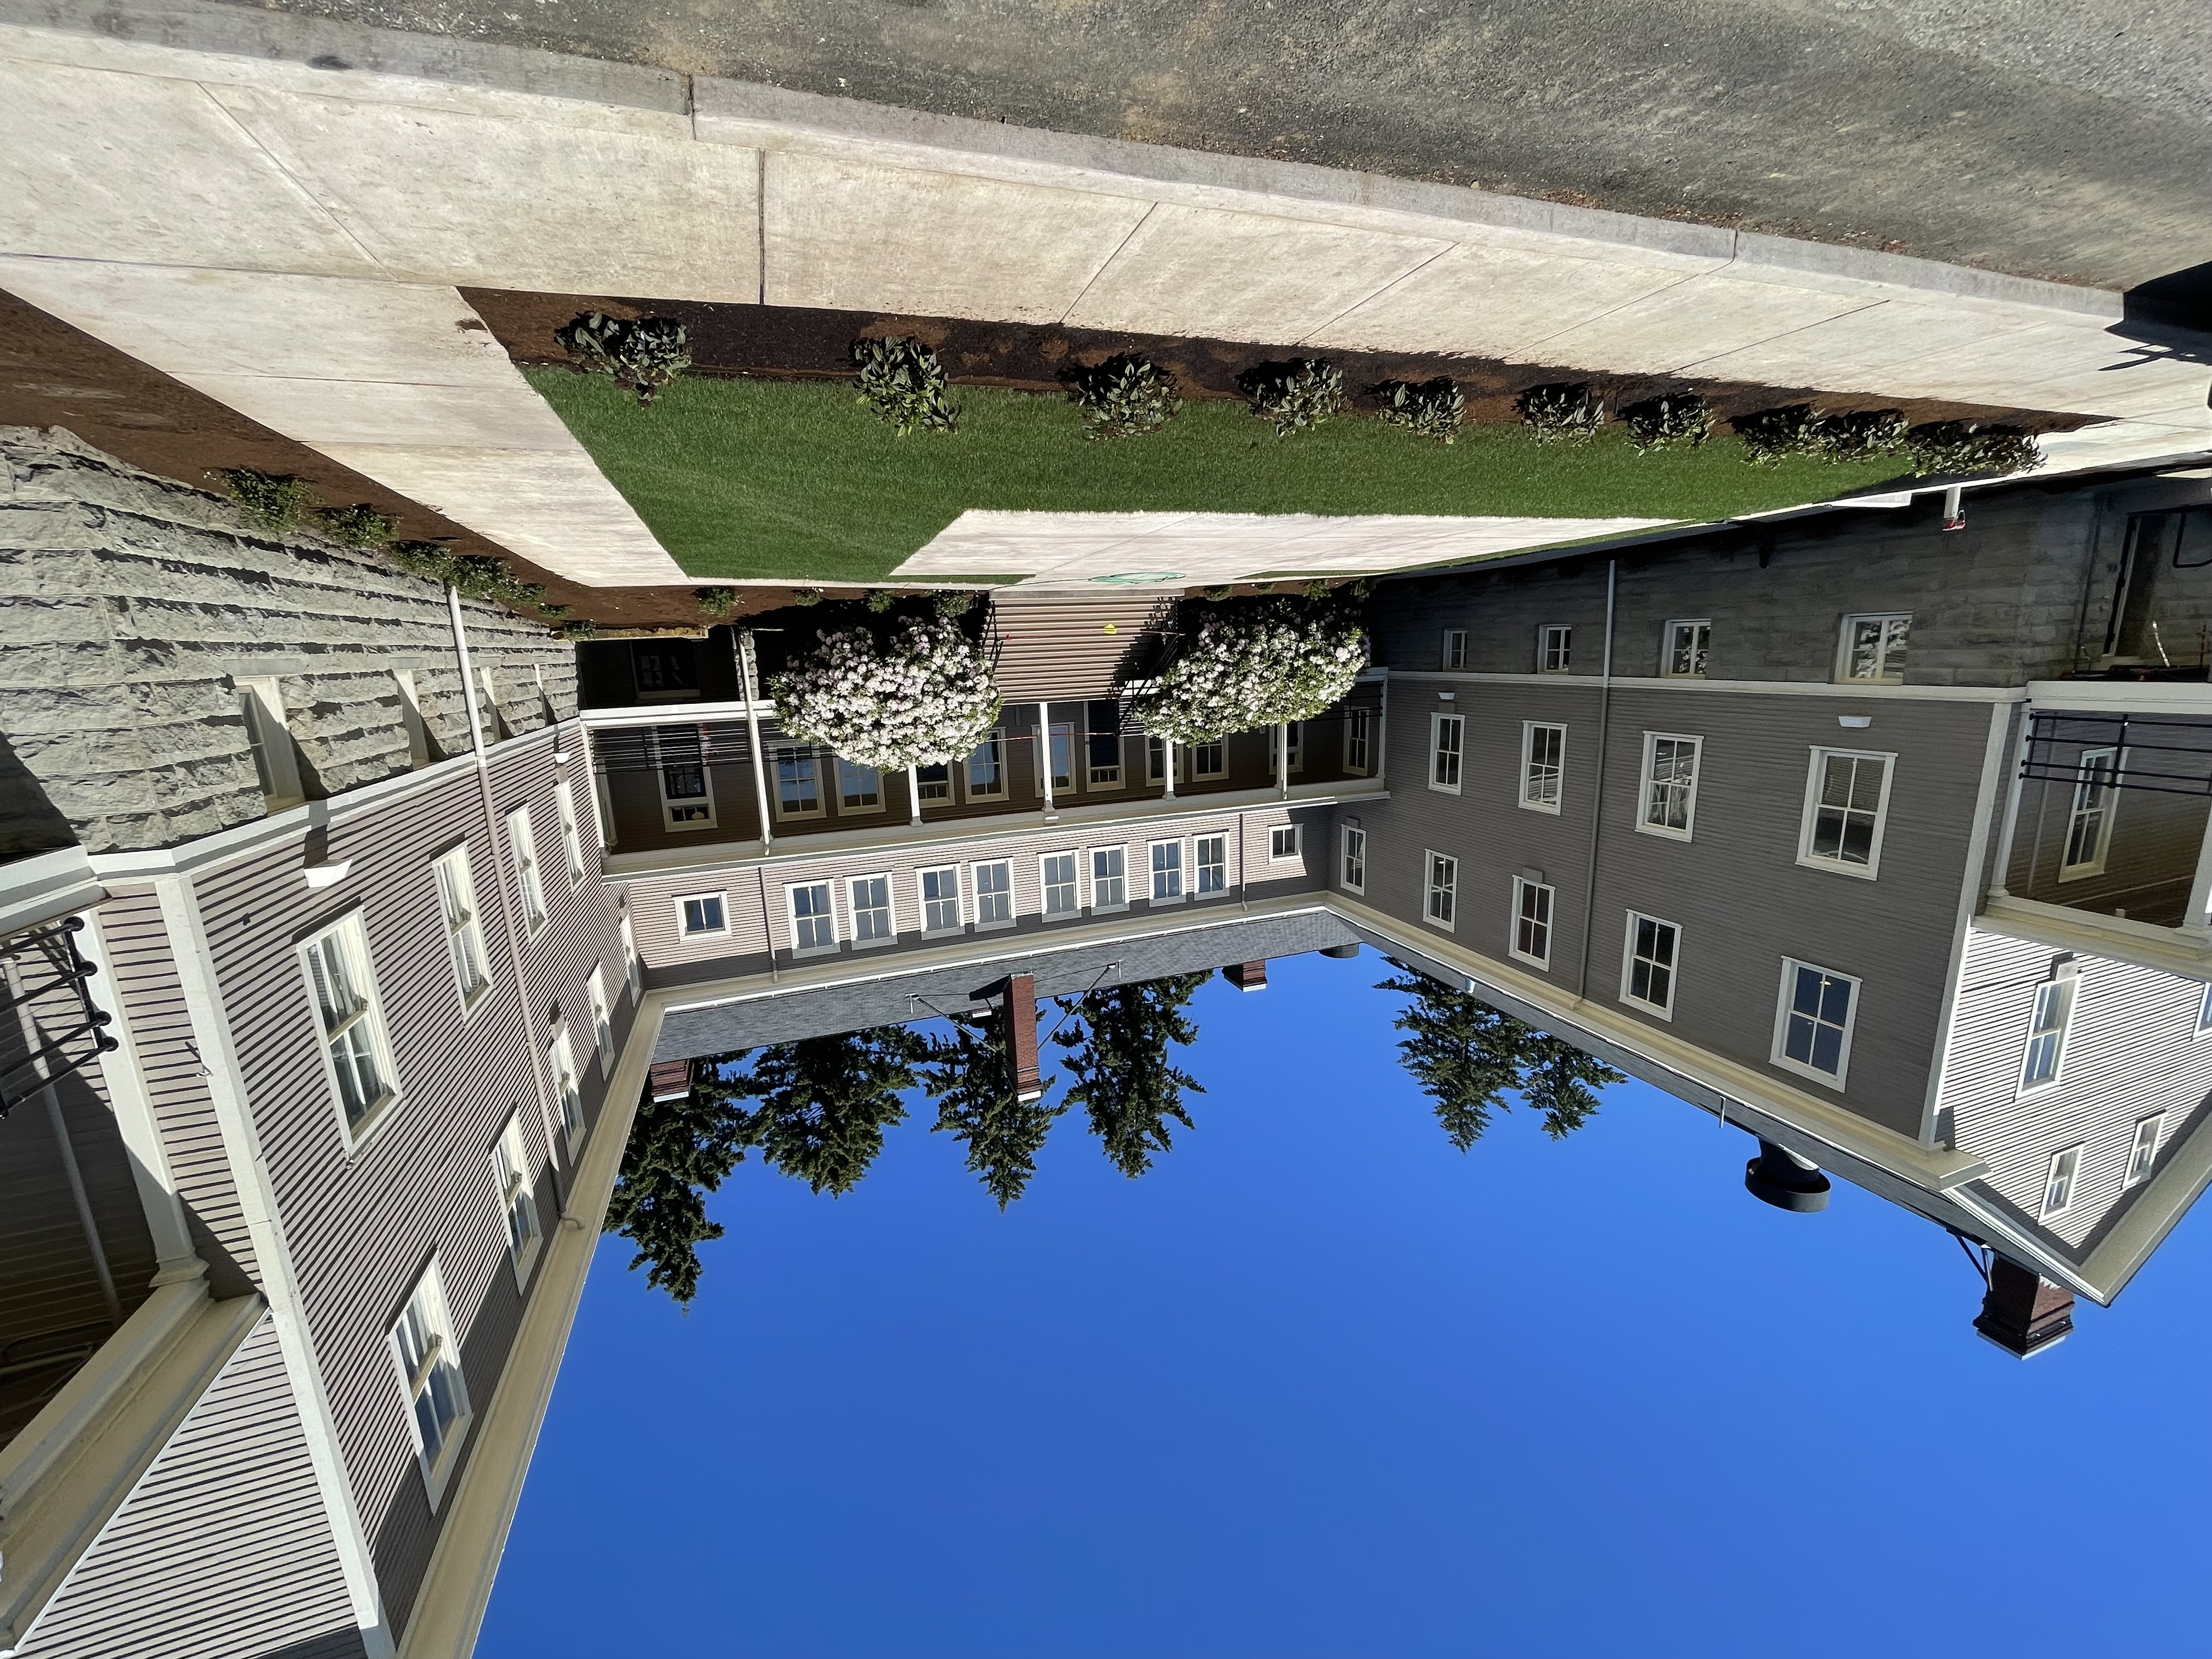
[[852, 336, 958, 436], [1905, 421, 2043, 478], [1373, 377, 1464, 444], [314, 503, 399, 547], [695, 585, 739, 619], [1068, 354, 1183, 441], [1516, 382, 1605, 444], [218, 469, 318, 531], [1820, 408, 1910, 462], [1237, 359, 1347, 437], [1621, 394, 1715, 453], [1733, 404, 1827, 465], [556, 312, 692, 408], [390, 540, 556, 613], [934, 589, 983, 617]]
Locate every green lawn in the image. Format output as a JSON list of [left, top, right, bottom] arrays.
[[527, 368, 1911, 583]]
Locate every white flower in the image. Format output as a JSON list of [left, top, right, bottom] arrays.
[[769, 616, 1002, 771], [1125, 599, 1367, 746]]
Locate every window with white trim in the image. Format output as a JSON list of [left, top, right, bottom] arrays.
[[1340, 826, 1366, 894], [1620, 913, 1679, 1018], [1269, 824, 1301, 860], [788, 882, 836, 952], [1521, 723, 1565, 814], [919, 866, 963, 934], [1424, 851, 1457, 930], [652, 727, 715, 830], [1430, 714, 1464, 794], [2059, 749, 2120, 879], [849, 874, 895, 944], [432, 847, 491, 1013], [1196, 835, 1229, 897], [555, 779, 588, 884], [2125, 1114, 2165, 1188], [237, 676, 303, 808], [1149, 840, 1184, 902], [836, 759, 883, 813], [1090, 847, 1127, 910], [1638, 733, 1701, 839], [964, 732, 1007, 801], [1511, 877, 1554, 969], [1837, 613, 1911, 684], [2019, 975, 2076, 1092], [2041, 1146, 2081, 1217], [773, 746, 823, 819], [1798, 749, 1894, 876], [587, 966, 613, 1079], [1537, 625, 1573, 674], [548, 1030, 585, 1155], [620, 911, 641, 1001], [1041, 853, 1080, 920], [972, 860, 1014, 926], [1661, 619, 1711, 679], [1774, 958, 1858, 1086], [1443, 629, 1469, 670], [302, 912, 397, 1137], [1189, 741, 1227, 780], [493, 1114, 541, 1288], [679, 891, 727, 939], [391, 1262, 471, 1506], [506, 805, 548, 934], [1344, 707, 1372, 775]]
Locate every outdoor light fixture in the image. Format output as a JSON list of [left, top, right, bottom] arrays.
[[301, 861, 352, 889], [1838, 715, 1873, 728]]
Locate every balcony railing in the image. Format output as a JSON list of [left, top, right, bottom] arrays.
[[1, 916, 117, 1120]]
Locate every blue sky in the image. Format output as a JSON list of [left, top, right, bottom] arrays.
[[479, 951, 2212, 1658]]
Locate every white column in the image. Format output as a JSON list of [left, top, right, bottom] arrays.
[[907, 764, 923, 826], [737, 630, 775, 853], [1163, 738, 1177, 799], [446, 585, 486, 756], [1037, 701, 1056, 816], [1278, 721, 1291, 799]]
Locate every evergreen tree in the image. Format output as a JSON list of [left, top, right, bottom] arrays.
[[1378, 972, 1623, 1149], [1053, 972, 1209, 1177], [730, 1028, 927, 1196], [604, 1053, 755, 1307], [921, 1015, 1064, 1208]]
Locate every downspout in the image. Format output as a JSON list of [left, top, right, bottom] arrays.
[[737, 629, 775, 854], [1573, 561, 1617, 1005]]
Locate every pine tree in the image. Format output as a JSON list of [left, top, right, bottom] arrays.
[[1053, 972, 1209, 1177], [922, 1015, 1064, 1208], [604, 1053, 755, 1307], [1378, 972, 1623, 1149], [731, 1028, 927, 1197]]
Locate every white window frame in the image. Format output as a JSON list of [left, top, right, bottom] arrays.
[[1520, 721, 1565, 815], [1188, 741, 1227, 781], [834, 757, 885, 816], [1771, 957, 1861, 1089], [651, 728, 718, 832], [2125, 1114, 2166, 1188], [236, 675, 303, 808], [1637, 732, 1702, 842], [970, 859, 1015, 929], [2017, 974, 2077, 1094], [586, 965, 613, 1080], [390, 1260, 472, 1508], [548, 1028, 585, 1155], [1429, 713, 1465, 795], [1344, 706, 1372, 776], [1442, 628, 1469, 670], [963, 731, 1008, 802], [1340, 825, 1367, 895], [1088, 845, 1128, 912], [1148, 838, 1186, 904], [1269, 823, 1302, 861], [493, 1114, 542, 1289], [620, 911, 641, 1002], [2040, 1145, 2083, 1218], [1619, 911, 1681, 1020], [917, 865, 964, 936], [847, 872, 898, 947], [771, 744, 825, 821], [1040, 852, 1081, 923], [555, 778, 589, 884], [1537, 624, 1573, 674], [506, 805, 549, 935], [1796, 748, 1896, 880], [1510, 877, 1554, 970], [1195, 834, 1230, 900], [677, 889, 729, 941], [1041, 721, 1077, 798], [432, 847, 493, 1016], [300, 910, 400, 1145], [787, 881, 838, 955], [1661, 618, 1711, 679], [1836, 613, 1911, 684], [2058, 748, 2121, 881], [1423, 850, 1458, 932]]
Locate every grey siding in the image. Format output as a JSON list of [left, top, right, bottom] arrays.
[[1938, 928, 2212, 1255], [15, 1311, 366, 1659], [1357, 678, 1999, 1137], [2005, 716, 2210, 927]]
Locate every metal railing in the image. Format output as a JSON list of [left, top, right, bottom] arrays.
[[2019, 712, 2212, 798], [1, 916, 117, 1120]]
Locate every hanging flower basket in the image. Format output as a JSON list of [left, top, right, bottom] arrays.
[[768, 616, 1001, 771], [1124, 597, 1368, 746]]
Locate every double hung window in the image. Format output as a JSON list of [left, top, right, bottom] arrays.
[[548, 1031, 584, 1154], [587, 966, 613, 1079], [1430, 715, 1464, 794], [1091, 847, 1127, 910], [2125, 1115, 2165, 1188], [555, 779, 589, 882], [1150, 840, 1184, 902], [1269, 825, 1301, 860], [1511, 878, 1554, 969], [1041, 854, 1080, 919], [789, 882, 836, 952], [837, 759, 882, 812], [506, 806, 548, 934], [1087, 708, 1124, 787], [620, 911, 641, 1000], [302, 913, 396, 1136], [774, 747, 822, 819], [919, 866, 963, 934], [1443, 629, 1469, 670], [1620, 913, 1679, 1017], [1340, 827, 1367, 894], [679, 892, 727, 938], [1424, 852, 1457, 930], [1774, 959, 1859, 1086], [2059, 749, 2120, 878], [2041, 1146, 2082, 1217], [1269, 723, 1304, 778], [916, 763, 952, 803], [433, 848, 490, 1011], [493, 1115, 541, 1286], [849, 875, 895, 943], [391, 1263, 470, 1504], [2019, 975, 2076, 1092], [1189, 742, 1227, 780], [1521, 723, 1565, 813], [1044, 723, 1076, 795], [1537, 625, 1573, 674], [972, 860, 1014, 926], [965, 733, 1007, 801], [1639, 733, 1702, 839], [1798, 749, 1894, 876], [1196, 835, 1229, 897], [653, 727, 715, 830], [1344, 707, 1372, 775]]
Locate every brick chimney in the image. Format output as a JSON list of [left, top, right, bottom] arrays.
[[1222, 960, 1268, 992], [647, 1058, 693, 1102], [1001, 974, 1043, 1102], [1974, 1256, 2074, 1357]]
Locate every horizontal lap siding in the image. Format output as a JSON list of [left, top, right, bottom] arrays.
[[2008, 723, 2210, 918], [17, 1312, 364, 1659], [1938, 929, 2212, 1253], [93, 888, 255, 1299]]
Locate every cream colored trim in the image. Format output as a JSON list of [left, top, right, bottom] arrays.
[[0, 845, 105, 937], [1978, 895, 2212, 980], [1918, 700, 2018, 1143], [153, 876, 396, 1659], [75, 909, 199, 1271], [1395, 670, 2027, 703], [2023, 680, 2212, 717]]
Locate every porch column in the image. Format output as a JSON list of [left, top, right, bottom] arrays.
[[1278, 721, 1291, 799], [907, 764, 923, 826], [737, 630, 775, 853], [1163, 738, 1177, 800], [1037, 701, 1056, 817]]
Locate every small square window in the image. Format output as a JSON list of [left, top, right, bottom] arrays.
[[1661, 619, 1711, 679], [1537, 624, 1573, 674], [1090, 847, 1127, 910], [1149, 840, 1184, 902], [1041, 854, 1080, 920], [1189, 742, 1227, 781], [680, 893, 727, 938], [972, 860, 1014, 927], [1340, 826, 1367, 894], [1269, 824, 1301, 861], [789, 883, 836, 952], [1424, 851, 1457, 930], [1621, 913, 1680, 1018], [1430, 714, 1464, 794], [1837, 614, 1911, 684], [1511, 877, 1554, 970], [919, 866, 963, 934], [849, 874, 895, 944], [1195, 834, 1229, 897]]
